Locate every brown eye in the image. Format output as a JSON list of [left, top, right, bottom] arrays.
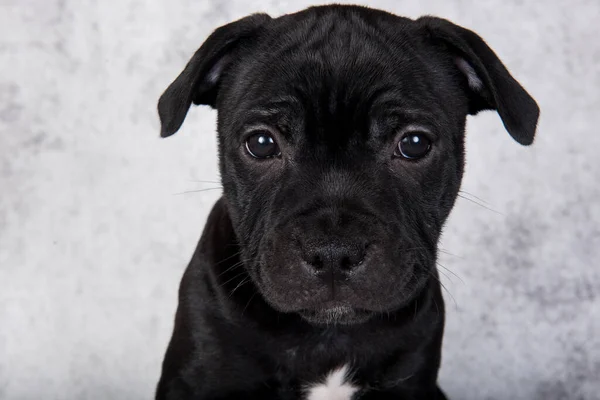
[[245, 131, 281, 159], [395, 132, 432, 159]]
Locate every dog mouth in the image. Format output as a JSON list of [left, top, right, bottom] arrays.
[[298, 302, 374, 325]]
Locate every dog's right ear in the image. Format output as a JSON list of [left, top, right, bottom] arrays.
[[158, 13, 271, 138]]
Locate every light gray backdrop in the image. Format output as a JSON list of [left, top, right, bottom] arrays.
[[1, 0, 599, 399]]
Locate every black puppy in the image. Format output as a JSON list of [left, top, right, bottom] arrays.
[[155, 5, 539, 400]]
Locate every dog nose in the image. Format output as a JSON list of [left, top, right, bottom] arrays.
[[303, 241, 367, 276]]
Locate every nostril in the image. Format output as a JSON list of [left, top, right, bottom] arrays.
[[340, 256, 353, 271], [309, 254, 324, 270], [343, 244, 368, 270], [340, 250, 365, 271], [303, 242, 368, 274]]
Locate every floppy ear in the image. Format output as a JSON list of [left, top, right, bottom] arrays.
[[158, 13, 271, 138], [417, 16, 539, 145]]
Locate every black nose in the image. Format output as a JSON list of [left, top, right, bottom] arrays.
[[303, 241, 367, 276]]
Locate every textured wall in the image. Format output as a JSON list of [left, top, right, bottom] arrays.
[[1, 0, 599, 399]]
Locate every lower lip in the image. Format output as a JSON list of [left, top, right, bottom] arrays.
[[300, 307, 373, 324], [315, 301, 353, 312]]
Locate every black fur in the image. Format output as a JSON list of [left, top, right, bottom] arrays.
[[155, 5, 539, 400]]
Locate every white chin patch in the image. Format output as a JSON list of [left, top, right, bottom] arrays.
[[454, 57, 484, 91], [305, 365, 359, 400]]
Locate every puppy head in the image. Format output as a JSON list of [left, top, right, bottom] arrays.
[[158, 6, 539, 324]]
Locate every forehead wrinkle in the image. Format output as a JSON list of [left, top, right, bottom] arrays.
[[246, 96, 303, 118], [259, 10, 418, 90], [372, 106, 445, 133], [240, 23, 426, 125], [233, 95, 304, 138], [231, 18, 442, 149]]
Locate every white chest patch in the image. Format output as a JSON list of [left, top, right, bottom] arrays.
[[305, 365, 360, 400]]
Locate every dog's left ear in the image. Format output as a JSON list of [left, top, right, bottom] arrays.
[[417, 17, 540, 145], [158, 13, 271, 138]]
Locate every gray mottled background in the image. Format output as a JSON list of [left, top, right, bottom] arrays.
[[1, 0, 599, 399]]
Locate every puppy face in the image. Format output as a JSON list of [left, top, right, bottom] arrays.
[[158, 6, 539, 324], [217, 26, 467, 323]]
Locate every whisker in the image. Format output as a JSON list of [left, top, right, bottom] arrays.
[[436, 262, 464, 285], [219, 270, 249, 288], [413, 298, 419, 321], [459, 190, 491, 206], [433, 296, 440, 317], [215, 258, 249, 279], [241, 291, 259, 316], [438, 248, 464, 259], [439, 280, 458, 311], [229, 277, 251, 297], [457, 194, 504, 216], [424, 267, 459, 311], [405, 246, 464, 260], [436, 267, 454, 284], [173, 187, 223, 196], [401, 246, 430, 252], [187, 179, 222, 184], [215, 251, 242, 266]]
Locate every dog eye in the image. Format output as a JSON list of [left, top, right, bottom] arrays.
[[245, 131, 281, 159], [395, 132, 432, 159]]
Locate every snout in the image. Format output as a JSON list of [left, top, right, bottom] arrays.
[[257, 202, 427, 323]]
